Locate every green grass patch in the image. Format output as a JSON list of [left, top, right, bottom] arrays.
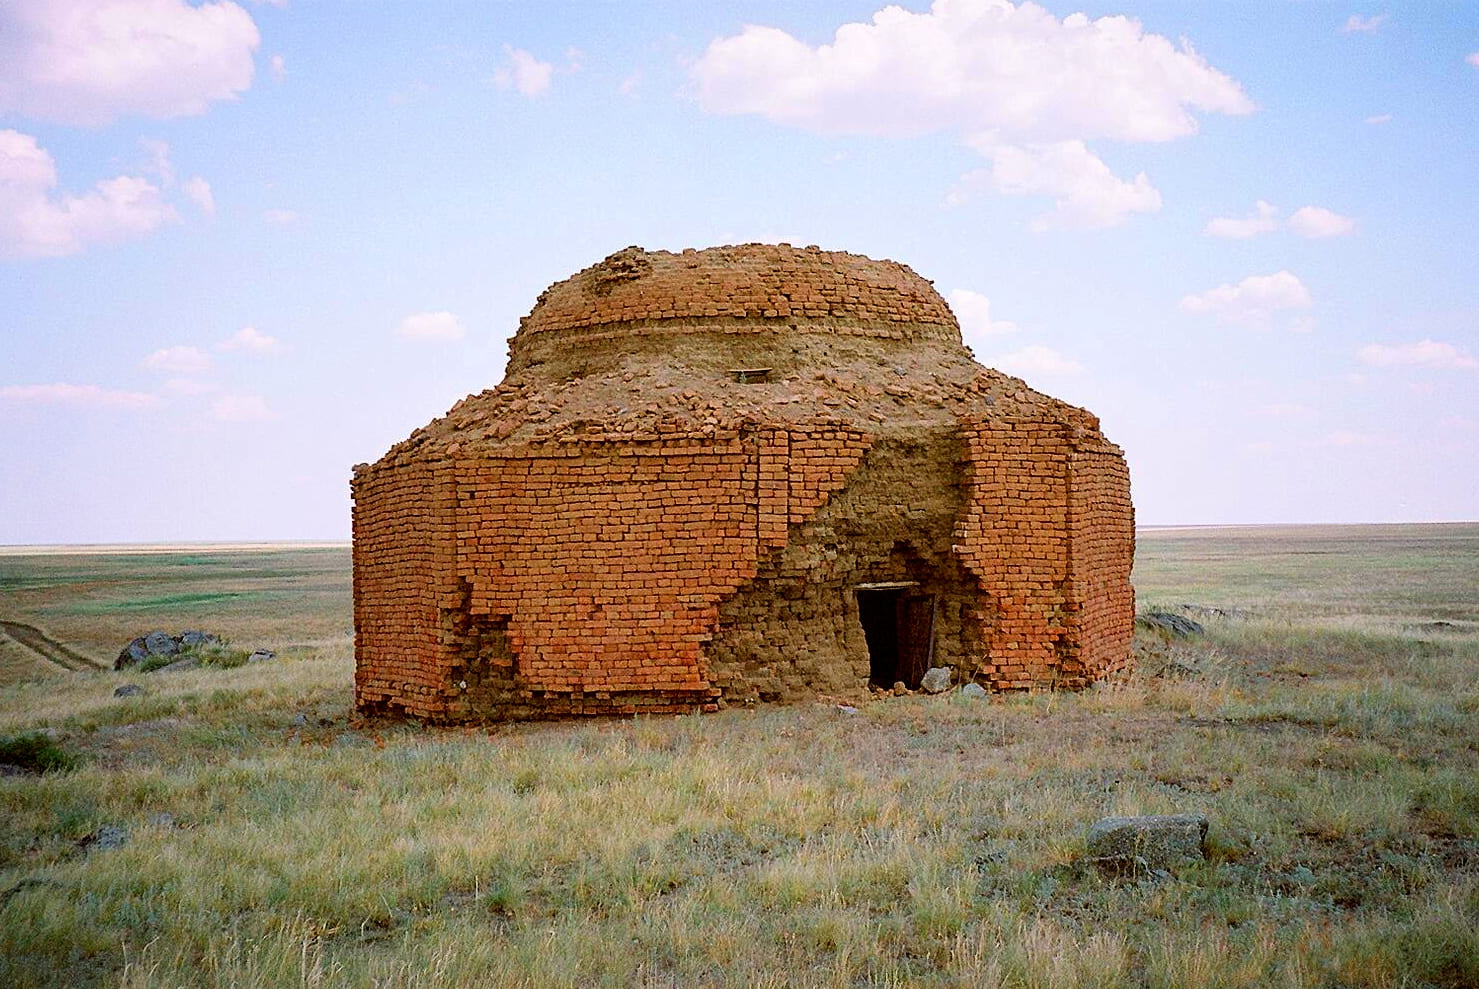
[[70, 591, 260, 613], [0, 731, 79, 773]]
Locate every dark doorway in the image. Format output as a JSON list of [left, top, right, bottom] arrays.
[[857, 585, 936, 689]]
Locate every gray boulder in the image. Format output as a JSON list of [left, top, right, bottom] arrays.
[[1136, 612, 1205, 638], [961, 682, 987, 699], [1086, 813, 1208, 874], [179, 630, 220, 649], [143, 630, 180, 656], [247, 649, 276, 663], [920, 666, 953, 694], [152, 656, 200, 674], [79, 825, 130, 853], [115, 637, 150, 670], [113, 684, 145, 697]]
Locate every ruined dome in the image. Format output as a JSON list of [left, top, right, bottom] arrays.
[[354, 244, 1134, 723], [400, 244, 1098, 457], [509, 243, 961, 364]]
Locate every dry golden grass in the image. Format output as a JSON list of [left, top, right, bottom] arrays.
[[0, 526, 1475, 988]]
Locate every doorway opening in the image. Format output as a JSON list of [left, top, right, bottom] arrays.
[[857, 583, 936, 689]]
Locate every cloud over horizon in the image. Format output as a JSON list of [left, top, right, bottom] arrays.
[[0, 0, 260, 126], [693, 0, 1252, 230], [1358, 340, 1478, 370], [1205, 201, 1355, 239], [495, 46, 554, 97], [1180, 270, 1313, 329], [0, 382, 159, 410]]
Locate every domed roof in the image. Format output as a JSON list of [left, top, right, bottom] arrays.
[[509, 243, 960, 364], [376, 243, 1101, 462]]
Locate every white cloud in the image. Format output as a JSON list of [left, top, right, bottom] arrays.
[[948, 289, 1019, 339], [0, 0, 260, 126], [1204, 201, 1355, 239], [269, 53, 286, 82], [219, 325, 283, 354], [1341, 14, 1387, 34], [694, 1, 1252, 142], [1180, 270, 1312, 329], [0, 382, 158, 409], [992, 345, 1082, 377], [142, 345, 213, 374], [1288, 205, 1356, 238], [619, 70, 642, 98], [1261, 402, 1311, 417], [494, 46, 553, 97], [183, 176, 214, 216], [1326, 429, 1377, 446], [262, 207, 298, 225], [1469, 52, 1479, 68], [692, 0, 1250, 226], [1365, 113, 1392, 125], [0, 129, 178, 258], [395, 311, 467, 342], [966, 140, 1162, 230], [1357, 339, 1478, 370], [211, 393, 274, 422], [1205, 200, 1280, 239]]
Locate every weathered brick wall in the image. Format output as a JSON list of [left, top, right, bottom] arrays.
[[953, 417, 1074, 688], [1064, 442, 1135, 685], [351, 457, 459, 719], [709, 430, 983, 704], [352, 425, 871, 721], [952, 416, 1135, 689], [515, 244, 959, 348]]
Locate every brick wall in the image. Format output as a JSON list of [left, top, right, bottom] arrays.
[[351, 457, 459, 719], [952, 415, 1134, 689], [352, 426, 871, 720], [1063, 441, 1136, 686]]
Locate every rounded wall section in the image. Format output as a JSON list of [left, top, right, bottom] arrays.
[[507, 244, 961, 374]]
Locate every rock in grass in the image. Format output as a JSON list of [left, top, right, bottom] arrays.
[[247, 649, 276, 663], [113, 684, 145, 697], [144, 630, 180, 657], [152, 656, 200, 674], [1086, 813, 1208, 874], [920, 666, 953, 694], [1136, 612, 1206, 638], [961, 682, 987, 698], [79, 825, 129, 853], [115, 637, 149, 670], [179, 630, 221, 649]]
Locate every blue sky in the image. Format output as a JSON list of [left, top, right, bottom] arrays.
[[1, 0, 1476, 543]]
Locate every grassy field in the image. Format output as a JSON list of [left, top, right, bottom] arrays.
[[0, 525, 1475, 988]]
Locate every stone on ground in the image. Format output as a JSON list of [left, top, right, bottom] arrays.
[[920, 666, 953, 694], [113, 684, 144, 697], [961, 682, 987, 698], [1136, 612, 1205, 638], [1086, 813, 1208, 873]]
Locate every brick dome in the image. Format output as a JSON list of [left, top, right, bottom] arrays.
[[353, 243, 1134, 722]]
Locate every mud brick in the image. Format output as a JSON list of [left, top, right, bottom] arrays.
[[351, 245, 1132, 722]]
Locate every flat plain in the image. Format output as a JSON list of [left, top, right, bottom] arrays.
[[0, 524, 1475, 988]]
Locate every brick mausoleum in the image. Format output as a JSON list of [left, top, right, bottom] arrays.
[[352, 244, 1134, 721]]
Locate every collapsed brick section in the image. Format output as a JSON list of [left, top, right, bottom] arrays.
[[353, 243, 1134, 722]]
